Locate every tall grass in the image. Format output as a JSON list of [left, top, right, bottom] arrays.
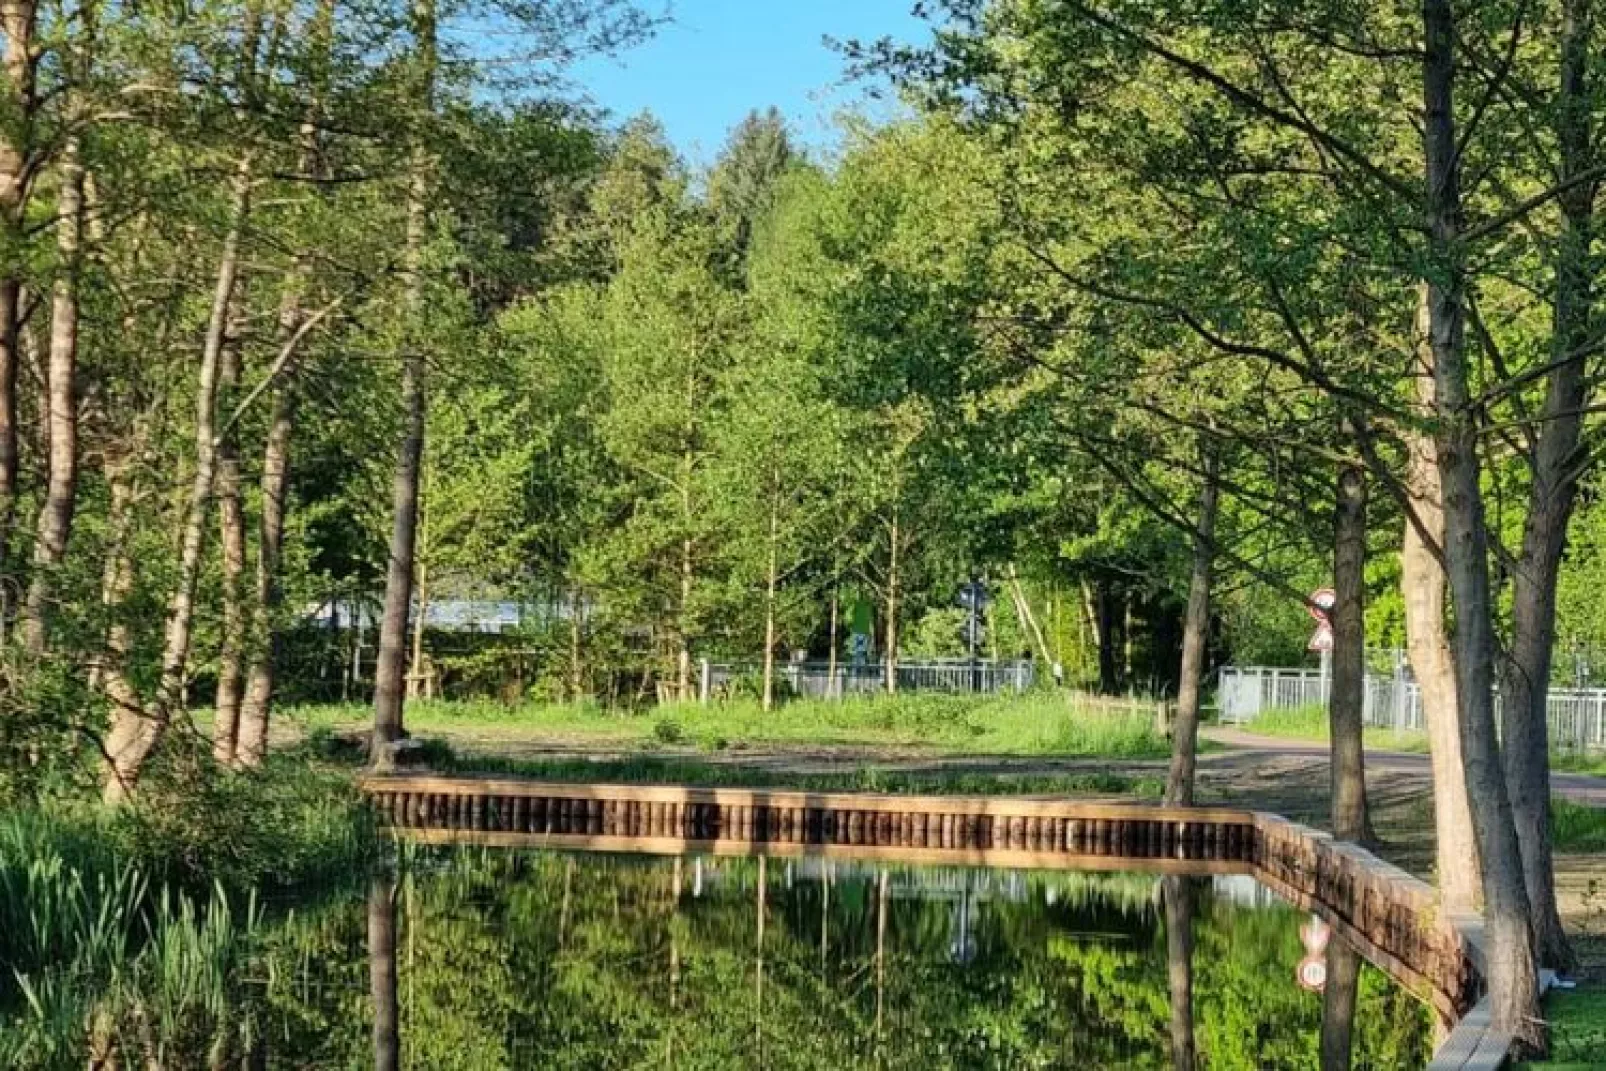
[[292, 691, 1174, 758], [0, 755, 378, 1068]]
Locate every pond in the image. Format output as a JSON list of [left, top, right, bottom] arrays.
[[252, 846, 1435, 1069]]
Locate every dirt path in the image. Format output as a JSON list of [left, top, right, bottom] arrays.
[[1202, 726, 1606, 807]]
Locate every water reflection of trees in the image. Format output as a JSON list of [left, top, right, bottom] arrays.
[[255, 849, 1433, 1069]]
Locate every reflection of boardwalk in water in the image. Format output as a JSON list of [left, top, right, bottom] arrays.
[[355, 846, 1435, 1069], [361, 774, 1485, 1048]]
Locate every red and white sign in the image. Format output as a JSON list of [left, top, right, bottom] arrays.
[[1297, 915, 1332, 991], [1307, 588, 1337, 653]]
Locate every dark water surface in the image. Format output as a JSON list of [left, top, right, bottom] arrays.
[[254, 847, 1434, 1069]]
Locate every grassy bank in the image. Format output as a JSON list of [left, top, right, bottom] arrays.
[[0, 754, 379, 1069], [409, 742, 1164, 798], [289, 691, 1174, 759], [1233, 705, 1606, 776]]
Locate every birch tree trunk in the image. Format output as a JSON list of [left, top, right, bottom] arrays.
[[102, 154, 250, 801], [20, 133, 84, 654], [1421, 2, 1542, 1048], [1330, 447, 1369, 841], [1165, 452, 1218, 806], [1499, 0, 1594, 971], [372, 0, 436, 757], [212, 309, 247, 765]]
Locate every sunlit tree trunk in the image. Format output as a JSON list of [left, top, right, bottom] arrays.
[[1421, 2, 1542, 1049], [103, 154, 250, 801], [761, 486, 780, 711], [20, 133, 85, 654], [372, 0, 436, 758], [1330, 445, 1369, 841], [1500, 0, 1594, 971], [213, 304, 248, 765], [1402, 322, 1480, 912], [1165, 451, 1218, 806]]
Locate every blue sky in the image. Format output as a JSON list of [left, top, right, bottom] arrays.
[[567, 1, 931, 165]]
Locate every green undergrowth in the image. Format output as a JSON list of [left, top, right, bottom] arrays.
[[0, 747, 381, 1069], [1519, 987, 1606, 1069], [289, 691, 1175, 759], [409, 742, 1164, 799]]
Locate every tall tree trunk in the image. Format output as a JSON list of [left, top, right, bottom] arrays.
[[1320, 940, 1362, 1070], [368, 878, 400, 1071], [235, 371, 295, 765], [20, 134, 84, 654], [568, 584, 584, 701], [1092, 581, 1117, 690], [883, 509, 900, 694], [410, 559, 430, 699], [235, 0, 332, 764], [1421, 2, 1543, 1050], [1402, 328, 1480, 913], [372, 0, 436, 757], [1162, 876, 1196, 1071], [826, 583, 839, 698], [761, 482, 779, 711], [0, 0, 36, 634], [1500, 0, 1594, 972], [1165, 452, 1218, 806], [1007, 563, 1053, 666], [1330, 446, 1370, 841], [212, 308, 247, 765], [102, 155, 250, 802]]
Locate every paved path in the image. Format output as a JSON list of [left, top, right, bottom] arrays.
[[1201, 727, 1606, 807]]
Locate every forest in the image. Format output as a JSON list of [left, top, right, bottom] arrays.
[[3, 0, 1606, 1062]]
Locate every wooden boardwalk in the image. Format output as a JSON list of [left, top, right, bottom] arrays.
[[360, 773, 1494, 1066]]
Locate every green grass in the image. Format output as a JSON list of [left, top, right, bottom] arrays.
[[1235, 704, 1432, 753], [289, 691, 1174, 759], [1551, 799, 1606, 852], [1236, 705, 1606, 775], [413, 744, 1164, 798], [1518, 988, 1606, 1069]]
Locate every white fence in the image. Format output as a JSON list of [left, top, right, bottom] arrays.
[[1218, 665, 1606, 751], [699, 658, 1036, 702]]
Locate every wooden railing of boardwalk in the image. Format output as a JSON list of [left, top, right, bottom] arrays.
[[359, 775, 1489, 1055], [359, 777, 1256, 872]]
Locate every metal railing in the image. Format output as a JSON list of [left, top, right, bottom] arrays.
[[1218, 665, 1606, 751], [699, 658, 1036, 702]]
